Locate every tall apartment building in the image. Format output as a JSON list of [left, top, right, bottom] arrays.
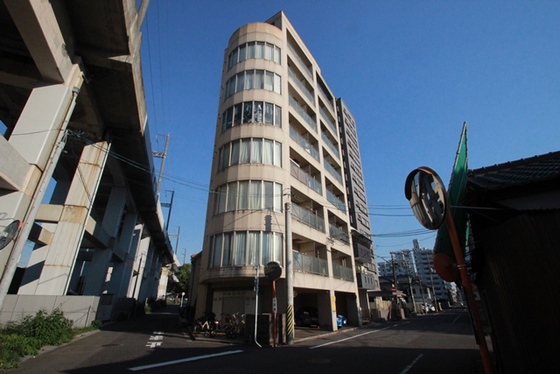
[[411, 240, 450, 303], [337, 98, 380, 313], [195, 12, 365, 330]]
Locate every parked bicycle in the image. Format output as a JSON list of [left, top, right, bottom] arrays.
[[222, 312, 245, 338], [193, 312, 219, 337]]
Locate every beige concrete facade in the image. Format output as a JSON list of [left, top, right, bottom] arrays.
[[0, 1, 174, 324], [196, 12, 361, 331]]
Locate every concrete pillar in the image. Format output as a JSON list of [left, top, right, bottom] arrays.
[[144, 252, 162, 300], [81, 187, 127, 295], [128, 236, 150, 299], [107, 213, 139, 297], [0, 65, 83, 299], [21, 140, 110, 295]]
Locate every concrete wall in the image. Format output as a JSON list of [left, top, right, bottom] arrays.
[[0, 295, 100, 329]]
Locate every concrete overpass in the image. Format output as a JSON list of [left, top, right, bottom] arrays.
[[0, 0, 174, 326]]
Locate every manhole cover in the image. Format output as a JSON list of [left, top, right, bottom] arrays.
[[101, 343, 122, 347]]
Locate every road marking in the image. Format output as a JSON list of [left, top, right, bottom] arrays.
[[127, 350, 244, 371], [399, 354, 424, 374], [451, 311, 464, 324], [145, 331, 164, 348], [309, 326, 392, 350], [145, 342, 162, 348]]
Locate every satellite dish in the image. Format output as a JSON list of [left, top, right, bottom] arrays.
[[0, 220, 21, 250], [433, 253, 460, 282]]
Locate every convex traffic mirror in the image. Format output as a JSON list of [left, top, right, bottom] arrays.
[[404, 167, 447, 230]]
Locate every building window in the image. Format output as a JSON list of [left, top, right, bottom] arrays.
[[209, 231, 284, 268], [214, 180, 283, 214], [224, 69, 282, 99], [228, 41, 281, 69], [222, 101, 282, 131], [218, 137, 282, 170]]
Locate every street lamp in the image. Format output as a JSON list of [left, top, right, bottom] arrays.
[[405, 166, 493, 374]]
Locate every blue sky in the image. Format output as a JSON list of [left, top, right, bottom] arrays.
[[139, 1, 560, 264]]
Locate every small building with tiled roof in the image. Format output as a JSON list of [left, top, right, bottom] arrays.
[[466, 150, 560, 374]]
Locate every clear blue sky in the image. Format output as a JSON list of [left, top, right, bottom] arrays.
[[139, 1, 560, 264]]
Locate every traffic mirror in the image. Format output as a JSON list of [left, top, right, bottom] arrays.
[[404, 167, 447, 230]]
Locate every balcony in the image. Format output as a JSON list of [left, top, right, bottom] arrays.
[[289, 96, 317, 132], [333, 263, 354, 282], [318, 85, 334, 112], [290, 126, 319, 161], [324, 160, 343, 185], [290, 160, 322, 195], [326, 189, 346, 213], [288, 67, 315, 105], [320, 106, 337, 135], [288, 43, 312, 78], [321, 131, 340, 159], [291, 202, 325, 233], [293, 251, 328, 276], [329, 223, 349, 244]]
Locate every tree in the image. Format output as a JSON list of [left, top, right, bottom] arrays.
[[167, 263, 191, 297]]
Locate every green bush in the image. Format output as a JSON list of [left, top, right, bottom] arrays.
[[0, 309, 75, 369], [11, 309, 74, 346], [91, 319, 102, 329], [0, 333, 41, 357]]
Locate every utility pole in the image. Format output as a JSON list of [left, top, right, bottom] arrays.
[[402, 251, 417, 314], [390, 252, 399, 320], [285, 201, 294, 344], [168, 226, 180, 255], [153, 133, 170, 194], [161, 190, 175, 232]]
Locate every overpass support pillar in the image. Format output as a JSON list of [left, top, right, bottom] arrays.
[[20, 139, 111, 295]]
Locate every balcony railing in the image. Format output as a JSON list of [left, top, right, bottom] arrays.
[[326, 189, 346, 213], [288, 67, 315, 105], [329, 223, 349, 244], [290, 126, 319, 161], [318, 85, 334, 112], [324, 160, 343, 185], [289, 96, 317, 132], [290, 161, 322, 195], [321, 131, 340, 159], [333, 263, 354, 282], [293, 251, 328, 276], [291, 202, 325, 233], [288, 43, 312, 78], [320, 106, 337, 135]]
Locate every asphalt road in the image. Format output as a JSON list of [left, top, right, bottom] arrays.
[[10, 306, 487, 374]]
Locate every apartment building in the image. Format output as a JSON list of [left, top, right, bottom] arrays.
[[195, 12, 363, 330], [337, 98, 380, 316], [411, 240, 449, 303]]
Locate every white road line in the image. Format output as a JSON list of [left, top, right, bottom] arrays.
[[309, 326, 392, 350], [127, 350, 244, 371], [451, 311, 464, 324], [399, 354, 424, 374]]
